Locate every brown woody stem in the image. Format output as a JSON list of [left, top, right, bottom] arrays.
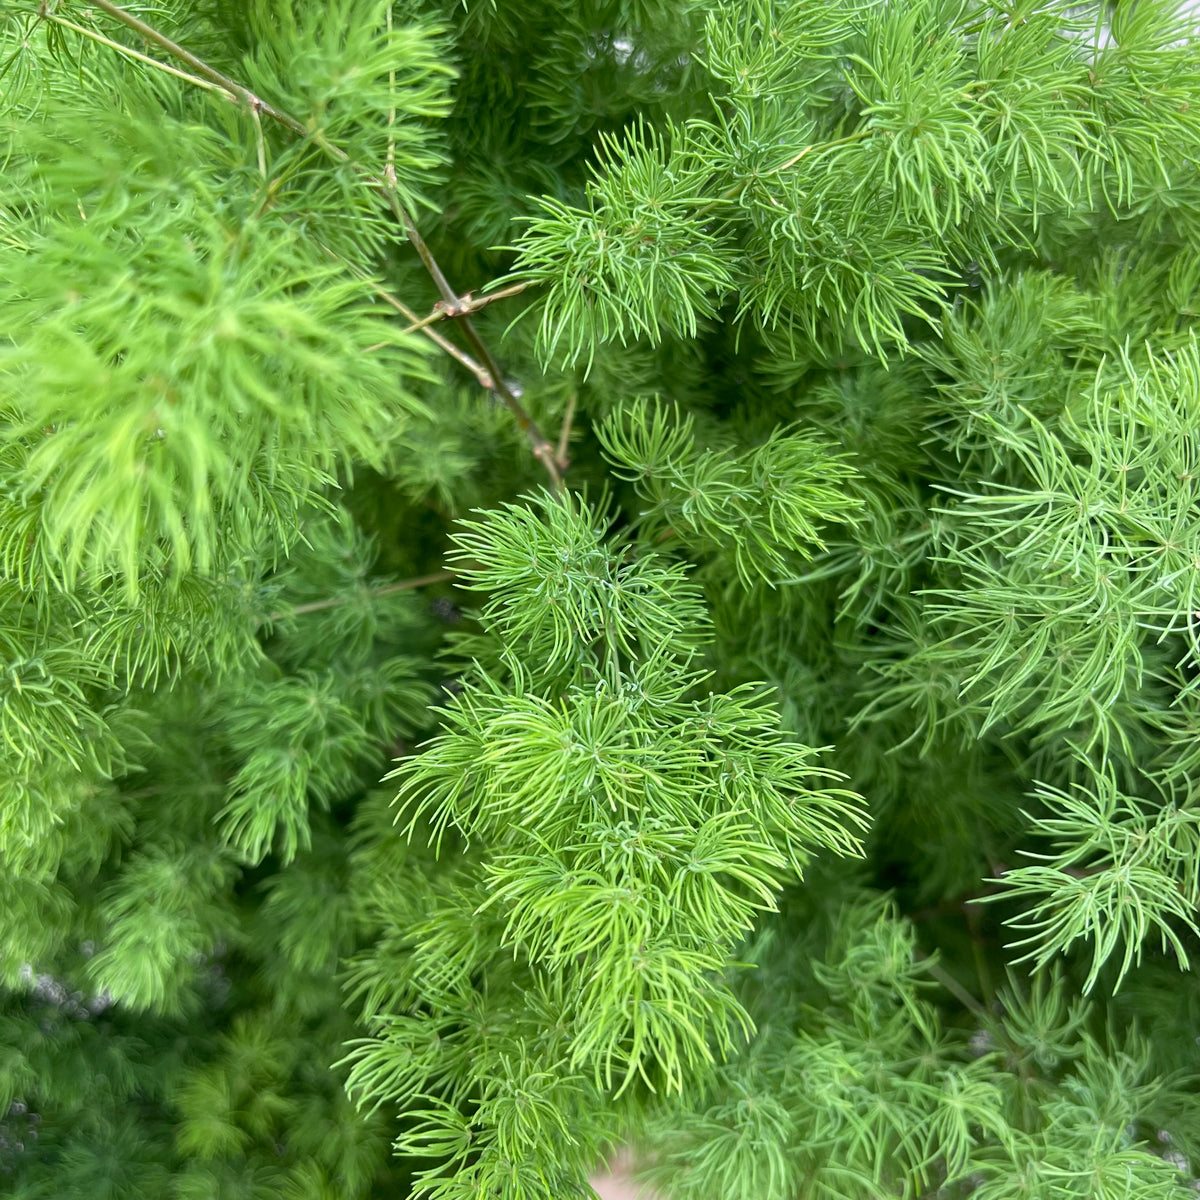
[[402, 283, 530, 334]]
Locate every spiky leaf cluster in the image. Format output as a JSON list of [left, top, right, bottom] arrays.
[[3, 1, 1200, 1199], [338, 494, 865, 1195]]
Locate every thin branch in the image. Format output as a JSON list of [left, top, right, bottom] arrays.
[[701, 127, 878, 216], [43, 12, 239, 100], [914, 950, 991, 1023], [384, 201, 558, 484], [84, 0, 561, 488], [249, 103, 267, 180], [401, 283, 530, 334], [307, 235, 492, 377], [767, 127, 875, 178], [555, 390, 576, 470], [332, 256, 498, 389], [87, 0, 307, 134], [391, 202, 459, 304], [385, 5, 397, 189], [269, 570, 457, 621], [388, 307, 494, 387], [451, 308, 561, 489]]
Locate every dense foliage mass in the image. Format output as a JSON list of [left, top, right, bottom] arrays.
[[3, 1, 1200, 1197]]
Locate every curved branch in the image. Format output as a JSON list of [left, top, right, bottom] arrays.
[[81, 0, 561, 488]]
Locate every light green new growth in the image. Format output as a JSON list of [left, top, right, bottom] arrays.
[[2, 0, 1200, 1198]]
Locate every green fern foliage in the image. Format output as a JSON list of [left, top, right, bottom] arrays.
[[3, 1, 1200, 1198], [509, 123, 736, 369]]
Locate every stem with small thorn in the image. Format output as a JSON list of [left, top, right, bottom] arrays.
[[402, 283, 530, 334], [325, 251, 496, 388]]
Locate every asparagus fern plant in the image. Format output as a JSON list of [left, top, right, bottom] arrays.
[[3, 1, 1200, 1197]]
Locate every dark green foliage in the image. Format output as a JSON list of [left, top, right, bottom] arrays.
[[3, 1, 1200, 1198]]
